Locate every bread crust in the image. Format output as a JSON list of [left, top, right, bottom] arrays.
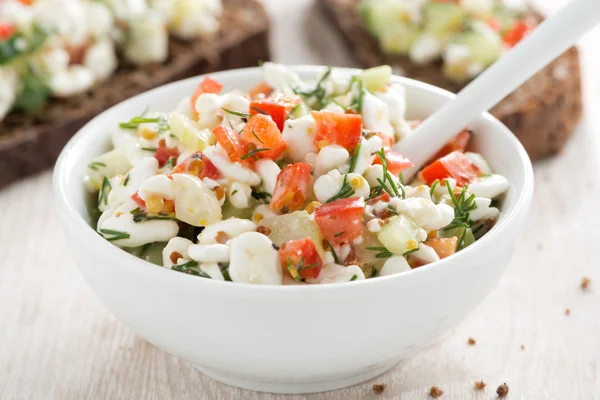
[[319, 0, 583, 161], [0, 0, 271, 188]]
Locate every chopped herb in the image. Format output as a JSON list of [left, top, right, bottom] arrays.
[[123, 174, 130, 186], [429, 179, 440, 198], [250, 106, 268, 115], [251, 191, 272, 200], [240, 148, 270, 160], [231, 189, 238, 196], [403, 247, 419, 256], [138, 243, 154, 258], [348, 75, 365, 113], [326, 174, 355, 203], [91, 208, 102, 217], [348, 143, 362, 173], [287, 257, 319, 282], [98, 177, 111, 206], [219, 263, 232, 281], [292, 66, 332, 109], [131, 209, 177, 223], [368, 148, 405, 200], [327, 242, 339, 264], [398, 172, 404, 185], [119, 115, 160, 129], [87, 162, 106, 171], [141, 147, 157, 152], [442, 182, 477, 250], [366, 246, 393, 259], [14, 71, 51, 114], [368, 266, 378, 278], [221, 107, 253, 119], [166, 157, 176, 168], [251, 130, 264, 144], [172, 261, 211, 278], [350, 274, 358, 281], [100, 229, 130, 242], [386, 204, 398, 215], [334, 231, 345, 238]]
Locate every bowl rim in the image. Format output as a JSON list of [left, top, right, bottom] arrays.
[[53, 65, 534, 293]]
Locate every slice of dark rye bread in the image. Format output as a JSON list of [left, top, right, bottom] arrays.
[[320, 0, 583, 161], [0, 0, 270, 188]]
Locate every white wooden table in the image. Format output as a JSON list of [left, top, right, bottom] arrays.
[[1, 1, 599, 398]]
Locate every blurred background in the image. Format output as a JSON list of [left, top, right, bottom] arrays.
[[1, 0, 599, 398]]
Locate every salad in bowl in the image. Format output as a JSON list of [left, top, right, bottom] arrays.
[[87, 63, 509, 286]]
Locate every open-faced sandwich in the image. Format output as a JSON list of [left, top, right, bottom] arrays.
[[0, 0, 270, 187], [320, 0, 582, 160], [87, 64, 510, 285]]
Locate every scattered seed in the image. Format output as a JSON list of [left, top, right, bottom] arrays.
[[372, 383, 387, 394], [474, 380, 486, 390], [467, 337, 476, 346], [581, 277, 591, 290], [256, 226, 272, 236], [170, 252, 182, 264], [496, 383, 509, 397], [429, 386, 444, 398], [565, 308, 571, 316], [215, 231, 229, 244], [520, 345, 525, 351]]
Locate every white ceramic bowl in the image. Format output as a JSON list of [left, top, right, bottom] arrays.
[[54, 66, 533, 394]]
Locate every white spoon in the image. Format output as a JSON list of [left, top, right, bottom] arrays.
[[395, 0, 600, 181]]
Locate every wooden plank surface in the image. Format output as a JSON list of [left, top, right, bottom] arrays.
[[1, 0, 599, 398]]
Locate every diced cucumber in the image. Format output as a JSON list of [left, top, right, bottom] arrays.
[[222, 200, 255, 220], [259, 211, 325, 255], [87, 147, 131, 190], [377, 215, 421, 255], [290, 102, 308, 119], [170, 111, 214, 151], [424, 3, 466, 38], [360, 65, 392, 93], [454, 31, 503, 67], [440, 226, 475, 249], [379, 23, 420, 55]]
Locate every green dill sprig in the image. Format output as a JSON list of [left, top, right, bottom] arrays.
[[130, 208, 176, 223], [368, 148, 405, 200], [429, 179, 440, 199], [240, 148, 270, 160], [251, 191, 272, 200], [251, 130, 264, 144], [348, 76, 365, 113], [141, 147, 157, 152], [172, 261, 212, 278], [348, 143, 362, 173], [98, 177, 111, 206], [138, 243, 154, 258], [327, 242, 339, 264], [366, 246, 393, 259], [386, 204, 398, 215], [100, 229, 130, 242], [119, 112, 160, 129], [326, 174, 355, 203], [292, 66, 332, 109], [287, 257, 319, 282], [250, 106, 268, 115], [166, 157, 176, 168], [221, 107, 253, 119], [219, 263, 232, 281], [123, 174, 130, 186], [231, 189, 238, 196], [442, 182, 478, 251], [87, 162, 106, 171], [334, 231, 345, 238], [350, 274, 358, 281]]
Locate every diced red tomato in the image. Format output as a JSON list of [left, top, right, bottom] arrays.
[[430, 129, 472, 162], [367, 192, 391, 206], [270, 162, 312, 212], [190, 77, 223, 109], [486, 17, 501, 32], [154, 145, 180, 168], [315, 197, 365, 245], [213, 125, 248, 162], [424, 237, 458, 259], [279, 237, 323, 280], [131, 192, 147, 209], [170, 152, 221, 180], [420, 151, 481, 186], [502, 21, 532, 48], [372, 149, 413, 175], [250, 94, 301, 131], [241, 114, 287, 160], [311, 111, 362, 153], [248, 81, 274, 100], [0, 24, 16, 41]]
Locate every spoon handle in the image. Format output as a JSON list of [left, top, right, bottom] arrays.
[[395, 0, 600, 180]]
